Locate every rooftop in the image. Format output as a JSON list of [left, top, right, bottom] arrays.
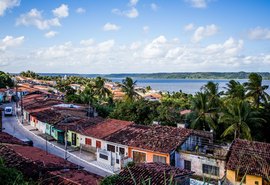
[[44, 169, 102, 185], [0, 143, 102, 184], [0, 132, 24, 145], [115, 163, 193, 185], [104, 125, 209, 153], [81, 119, 133, 139], [227, 139, 270, 178]]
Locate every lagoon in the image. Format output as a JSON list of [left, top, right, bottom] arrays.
[[110, 78, 270, 95]]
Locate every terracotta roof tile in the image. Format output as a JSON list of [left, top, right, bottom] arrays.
[[82, 119, 133, 139], [105, 125, 191, 153], [116, 163, 193, 185], [105, 125, 211, 153], [44, 169, 102, 185], [0, 132, 24, 145], [227, 139, 270, 178]]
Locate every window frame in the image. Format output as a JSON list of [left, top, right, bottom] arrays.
[[153, 154, 167, 164], [202, 164, 219, 176]]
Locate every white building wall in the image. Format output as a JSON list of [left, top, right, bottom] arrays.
[[37, 121, 46, 134], [178, 152, 226, 180]]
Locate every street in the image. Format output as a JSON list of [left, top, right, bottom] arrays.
[[1, 102, 112, 177]]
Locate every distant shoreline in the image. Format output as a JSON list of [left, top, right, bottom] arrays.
[[11, 72, 270, 80]]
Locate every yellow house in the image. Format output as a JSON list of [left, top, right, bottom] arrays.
[[226, 139, 270, 185]]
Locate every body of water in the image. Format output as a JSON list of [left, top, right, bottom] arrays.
[[110, 78, 270, 95]]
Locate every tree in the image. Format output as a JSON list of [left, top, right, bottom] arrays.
[[0, 71, 14, 88], [219, 100, 264, 140], [202, 81, 223, 108], [189, 92, 216, 131], [121, 77, 140, 101], [224, 80, 246, 100], [244, 73, 269, 108], [93, 77, 111, 101]]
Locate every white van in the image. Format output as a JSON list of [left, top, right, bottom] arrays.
[[4, 107, 13, 116]]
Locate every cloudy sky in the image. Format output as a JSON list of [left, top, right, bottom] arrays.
[[0, 0, 270, 74]]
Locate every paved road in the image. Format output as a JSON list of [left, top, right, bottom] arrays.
[[1, 102, 112, 177]]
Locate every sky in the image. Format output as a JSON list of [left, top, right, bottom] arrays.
[[0, 0, 270, 74]]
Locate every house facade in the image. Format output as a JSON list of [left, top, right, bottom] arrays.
[[226, 139, 270, 185], [176, 134, 228, 182]]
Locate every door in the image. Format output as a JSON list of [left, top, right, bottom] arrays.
[[132, 151, 146, 163], [71, 133, 77, 146], [58, 131, 65, 144]]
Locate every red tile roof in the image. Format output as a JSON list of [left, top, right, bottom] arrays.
[[0, 144, 102, 184], [0, 144, 75, 179], [81, 119, 134, 139], [0, 132, 24, 145], [44, 169, 102, 185], [227, 139, 270, 178], [104, 125, 212, 153], [116, 163, 193, 185]]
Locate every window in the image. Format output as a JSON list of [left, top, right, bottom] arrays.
[[85, 138, 92, 145], [235, 171, 246, 183], [255, 181, 259, 185], [153, 155, 167, 164], [107, 144, 116, 152], [119, 147, 125, 155], [99, 153, 108, 160], [116, 159, 120, 164], [202, 164, 219, 176], [96, 141, 101, 148], [133, 151, 146, 163], [184, 160, 191, 170]]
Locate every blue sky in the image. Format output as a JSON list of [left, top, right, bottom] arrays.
[[0, 0, 270, 73]]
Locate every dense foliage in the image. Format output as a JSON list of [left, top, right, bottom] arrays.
[[0, 71, 14, 88], [0, 158, 34, 185]]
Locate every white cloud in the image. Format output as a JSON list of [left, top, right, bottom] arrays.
[[76, 7, 86, 14], [186, 0, 207, 8], [124, 7, 139, 18], [44, 31, 58, 38], [184, 23, 195, 31], [52, 4, 69, 18], [205, 37, 244, 56], [143, 26, 150, 33], [0, 0, 20, 16], [103, 23, 120, 31], [80, 38, 95, 46], [112, 0, 139, 18], [248, 27, 270, 40], [143, 35, 168, 58], [192, 24, 218, 42], [0, 35, 24, 50], [16, 8, 61, 30], [150, 3, 158, 11], [129, 0, 139, 6], [1, 36, 269, 74]]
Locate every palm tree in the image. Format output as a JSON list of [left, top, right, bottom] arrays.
[[224, 80, 246, 100], [219, 100, 264, 140], [244, 73, 269, 108], [93, 77, 111, 101], [202, 81, 223, 108], [80, 86, 96, 113], [190, 92, 216, 131], [121, 77, 140, 101]]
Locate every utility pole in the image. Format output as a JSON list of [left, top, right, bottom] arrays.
[[21, 95, 23, 124], [46, 135, 48, 155], [0, 109, 2, 132], [64, 126, 68, 160]]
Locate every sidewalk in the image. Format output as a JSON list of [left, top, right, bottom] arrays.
[[18, 120, 117, 174]]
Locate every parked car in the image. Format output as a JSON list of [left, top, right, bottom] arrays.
[[4, 107, 13, 116], [21, 138, 33, 146]]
